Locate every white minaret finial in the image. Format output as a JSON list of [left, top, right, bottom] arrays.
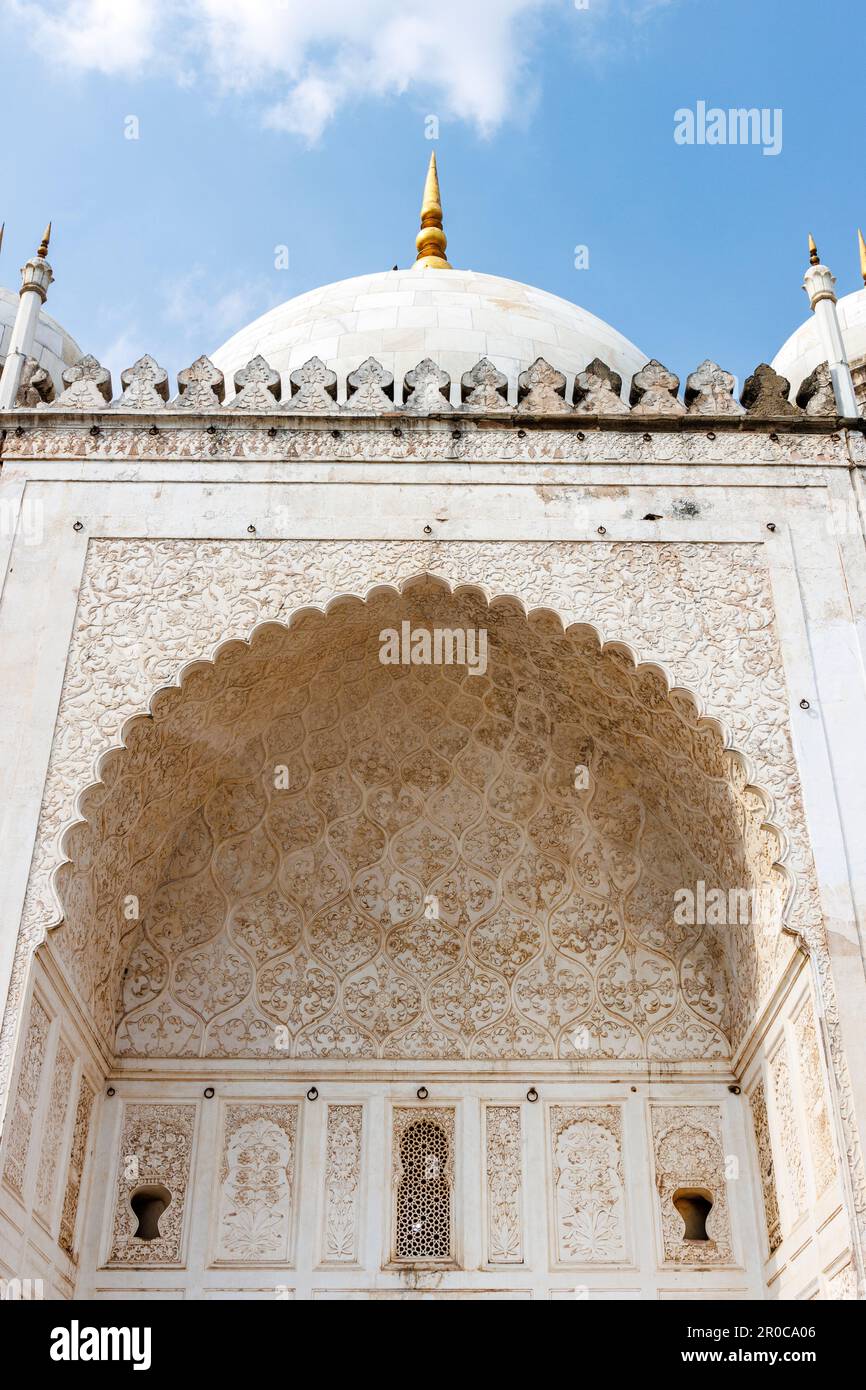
[[0, 222, 56, 409], [802, 234, 859, 418]]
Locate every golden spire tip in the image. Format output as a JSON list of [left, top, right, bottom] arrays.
[[37, 221, 51, 259], [414, 150, 452, 271], [0, 222, 4, 256], [858, 228, 866, 286], [808, 233, 820, 266]]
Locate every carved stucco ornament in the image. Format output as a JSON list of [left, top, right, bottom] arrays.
[[518, 357, 570, 413], [172, 355, 225, 408], [229, 355, 282, 412], [113, 355, 170, 411], [630, 360, 684, 415], [461, 358, 509, 412], [42, 354, 112, 410], [285, 356, 339, 414], [573, 358, 629, 414], [15, 356, 54, 407], [684, 360, 744, 416], [404, 358, 452, 414], [346, 357, 395, 414], [796, 362, 837, 417]]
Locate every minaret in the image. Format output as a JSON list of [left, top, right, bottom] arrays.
[[413, 152, 452, 270], [802, 234, 859, 418], [0, 222, 55, 409]]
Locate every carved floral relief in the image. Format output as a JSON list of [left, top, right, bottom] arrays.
[[214, 1102, 299, 1264], [549, 1104, 627, 1264]]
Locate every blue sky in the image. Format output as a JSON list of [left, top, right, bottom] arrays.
[[0, 0, 863, 392]]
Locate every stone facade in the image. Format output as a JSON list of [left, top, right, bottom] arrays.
[[0, 355, 865, 1301]]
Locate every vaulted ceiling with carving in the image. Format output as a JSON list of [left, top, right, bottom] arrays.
[[50, 579, 786, 1063]]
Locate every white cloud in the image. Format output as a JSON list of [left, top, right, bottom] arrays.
[[7, 0, 675, 142], [8, 0, 160, 76]]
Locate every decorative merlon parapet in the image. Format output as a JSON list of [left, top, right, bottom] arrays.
[[518, 357, 570, 413], [797, 363, 838, 417], [630, 360, 684, 416], [172, 355, 224, 408], [461, 358, 508, 412], [346, 356, 395, 414], [573, 359, 629, 415], [113, 355, 169, 410], [40, 354, 112, 409], [5, 349, 863, 424], [285, 356, 338, 413], [685, 360, 743, 416], [404, 357, 452, 413], [231, 355, 281, 411], [15, 357, 54, 407], [741, 364, 799, 417]]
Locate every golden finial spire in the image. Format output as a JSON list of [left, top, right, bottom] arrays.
[[37, 221, 51, 259], [808, 233, 820, 266], [0, 222, 4, 256], [414, 151, 452, 270], [858, 228, 866, 286]]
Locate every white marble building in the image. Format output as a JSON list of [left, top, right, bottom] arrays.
[[1, 159, 866, 1301]]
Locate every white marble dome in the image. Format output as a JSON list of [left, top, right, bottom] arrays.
[[211, 268, 647, 407], [0, 286, 81, 391], [772, 285, 866, 400]]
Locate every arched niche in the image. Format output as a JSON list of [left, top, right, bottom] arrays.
[[45, 576, 791, 1066]]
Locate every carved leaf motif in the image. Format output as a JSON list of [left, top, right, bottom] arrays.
[[114, 355, 169, 410], [286, 356, 338, 414], [517, 357, 570, 413], [551, 1107, 626, 1263], [46, 354, 112, 409], [346, 357, 394, 414], [630, 359, 684, 415], [173, 355, 224, 408], [403, 357, 452, 414], [684, 359, 743, 416], [461, 358, 509, 412]]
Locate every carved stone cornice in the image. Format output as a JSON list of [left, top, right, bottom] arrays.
[[1, 413, 861, 467]]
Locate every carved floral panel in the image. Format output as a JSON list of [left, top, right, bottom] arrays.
[[485, 1104, 523, 1264], [108, 1102, 197, 1265], [748, 1077, 782, 1255], [651, 1103, 734, 1265], [214, 1102, 299, 1265], [2, 996, 50, 1198], [321, 1104, 364, 1264], [793, 997, 836, 1198], [59, 1073, 96, 1259], [1, 533, 860, 1263], [769, 1042, 807, 1231], [35, 1036, 75, 1224], [549, 1103, 627, 1264]]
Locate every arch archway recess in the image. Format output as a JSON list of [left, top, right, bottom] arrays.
[[48, 577, 791, 1067]]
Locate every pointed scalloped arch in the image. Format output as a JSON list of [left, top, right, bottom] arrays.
[[36, 568, 802, 1067], [51, 570, 793, 931]]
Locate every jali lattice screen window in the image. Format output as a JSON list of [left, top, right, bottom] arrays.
[[393, 1112, 454, 1260]]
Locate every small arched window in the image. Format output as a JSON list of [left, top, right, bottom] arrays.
[[395, 1119, 451, 1259], [672, 1187, 713, 1242], [130, 1184, 172, 1241]]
